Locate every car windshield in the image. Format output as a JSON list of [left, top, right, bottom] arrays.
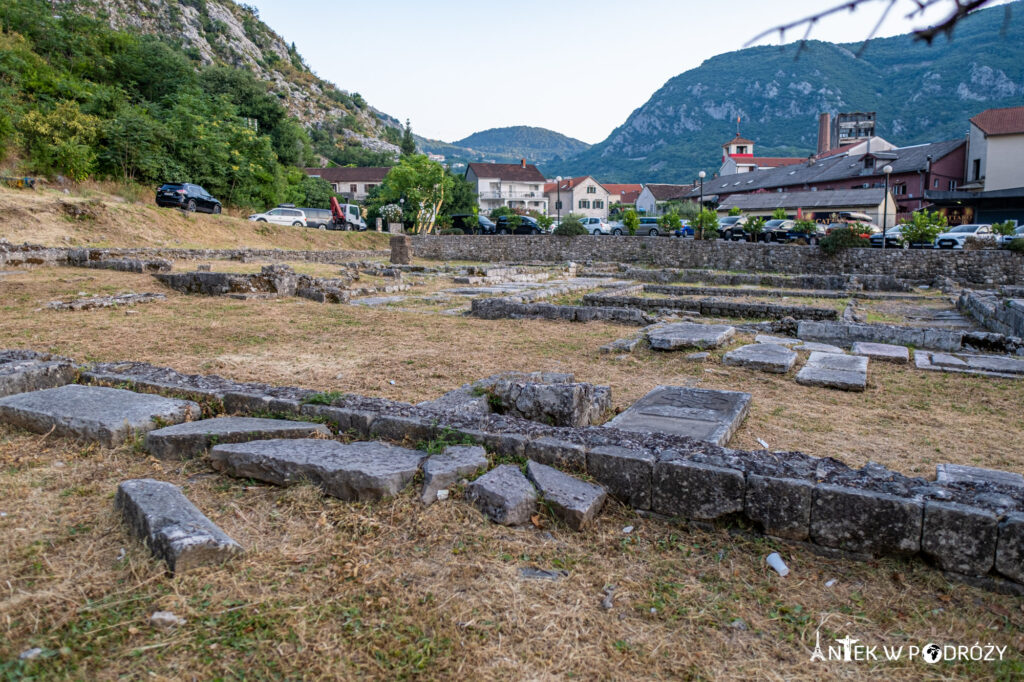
[[949, 225, 981, 233], [479, 217, 495, 227], [721, 217, 739, 225], [764, 220, 787, 227], [159, 184, 183, 190]]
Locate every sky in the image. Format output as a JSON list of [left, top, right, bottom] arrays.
[[247, 0, 1010, 145]]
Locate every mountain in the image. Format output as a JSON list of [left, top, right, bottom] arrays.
[[416, 126, 590, 168], [554, 1, 1024, 183]]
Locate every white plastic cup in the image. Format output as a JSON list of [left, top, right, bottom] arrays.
[[766, 552, 790, 577]]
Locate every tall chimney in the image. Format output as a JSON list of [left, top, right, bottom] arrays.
[[817, 113, 831, 155], [520, 159, 526, 168]]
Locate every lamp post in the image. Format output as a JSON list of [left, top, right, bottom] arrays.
[[698, 170, 706, 208], [881, 165, 893, 250], [555, 176, 562, 226]]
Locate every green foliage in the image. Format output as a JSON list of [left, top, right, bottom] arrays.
[[692, 209, 719, 240], [658, 211, 682, 231], [417, 427, 478, 456], [400, 119, 416, 156], [744, 216, 766, 235], [676, 200, 701, 221], [819, 227, 870, 256], [1007, 238, 1024, 254], [772, 208, 788, 220], [992, 221, 1017, 237], [301, 391, 346, 406], [367, 154, 451, 233], [440, 170, 477, 217], [623, 209, 639, 236], [21, 100, 100, 181], [899, 209, 947, 246], [728, 206, 742, 216], [553, 213, 586, 236], [791, 219, 816, 234]]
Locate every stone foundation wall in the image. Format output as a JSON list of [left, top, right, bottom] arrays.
[[959, 291, 1024, 338], [72, 358, 1024, 594], [583, 286, 840, 321], [413, 236, 1024, 285]]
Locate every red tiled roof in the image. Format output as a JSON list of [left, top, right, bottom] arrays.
[[543, 176, 604, 193], [970, 106, 1024, 136], [646, 183, 696, 201], [721, 135, 754, 147], [467, 162, 545, 182], [734, 157, 805, 168], [602, 183, 643, 195], [617, 190, 642, 204], [303, 166, 391, 183]]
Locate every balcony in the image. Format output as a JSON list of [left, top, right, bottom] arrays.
[[478, 190, 546, 200]]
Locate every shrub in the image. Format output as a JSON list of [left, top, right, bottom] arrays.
[[772, 207, 788, 220], [692, 208, 718, 240], [899, 209, 947, 247], [623, 209, 639, 236], [658, 211, 682, 232], [992, 221, 1017, 237], [728, 206, 741, 216], [791, 219, 816, 234], [553, 213, 586, 236], [744, 216, 766, 239], [1008, 238, 1024, 254], [819, 227, 869, 256]]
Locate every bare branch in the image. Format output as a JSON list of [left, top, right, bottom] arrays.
[[913, 0, 995, 43]]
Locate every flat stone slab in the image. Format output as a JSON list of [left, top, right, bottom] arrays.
[[420, 445, 489, 505], [795, 352, 868, 392], [647, 323, 735, 351], [0, 384, 199, 447], [794, 342, 844, 354], [350, 296, 406, 306], [466, 464, 537, 525], [915, 351, 1024, 379], [722, 343, 797, 374], [116, 479, 242, 573], [209, 439, 426, 501], [145, 417, 332, 460], [0, 351, 76, 398], [604, 385, 751, 446], [962, 355, 1024, 375], [929, 352, 968, 368], [936, 463, 1024, 489], [754, 335, 800, 346], [851, 341, 909, 364], [526, 460, 606, 530]]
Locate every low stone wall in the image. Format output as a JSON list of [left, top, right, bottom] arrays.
[[959, 291, 1024, 339], [0, 241, 67, 267], [583, 286, 840, 321], [609, 268, 911, 292], [471, 298, 652, 325], [71, 358, 1024, 593], [413, 236, 1024, 286], [798, 320, 965, 352]]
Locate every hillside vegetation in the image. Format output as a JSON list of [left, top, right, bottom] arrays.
[[555, 1, 1024, 183]]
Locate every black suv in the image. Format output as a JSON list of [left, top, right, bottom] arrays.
[[494, 215, 542, 235], [450, 214, 497, 234], [156, 183, 222, 213]]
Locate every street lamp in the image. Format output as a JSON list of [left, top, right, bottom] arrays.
[[555, 176, 562, 225], [698, 170, 706, 208], [881, 165, 893, 250]]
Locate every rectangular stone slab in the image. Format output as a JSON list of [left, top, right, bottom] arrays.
[[647, 323, 735, 351], [810, 484, 923, 556], [421, 445, 488, 505], [745, 474, 813, 541], [604, 385, 751, 446], [0, 353, 77, 398], [851, 341, 909, 364], [936, 463, 1024, 489], [795, 352, 868, 392], [526, 460, 606, 531], [586, 445, 654, 510], [652, 458, 745, 521], [466, 464, 537, 526], [921, 501, 998, 576], [722, 343, 797, 374], [0, 384, 200, 447], [962, 355, 1024, 375], [116, 478, 242, 573], [145, 417, 333, 460], [209, 439, 426, 502]]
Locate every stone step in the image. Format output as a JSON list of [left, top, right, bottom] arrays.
[[145, 417, 332, 460], [420, 445, 489, 505], [603, 385, 751, 446], [116, 479, 242, 573], [722, 343, 797, 374], [0, 350, 76, 398], [795, 352, 868, 392], [851, 341, 910, 364], [209, 439, 426, 502], [0, 384, 199, 447], [526, 460, 606, 531], [466, 464, 537, 526], [647, 322, 735, 351]]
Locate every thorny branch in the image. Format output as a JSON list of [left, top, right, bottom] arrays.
[[747, 0, 1008, 58]]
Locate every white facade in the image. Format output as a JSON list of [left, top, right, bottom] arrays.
[[635, 186, 658, 215], [545, 177, 610, 219], [466, 165, 548, 214], [967, 121, 1024, 192]]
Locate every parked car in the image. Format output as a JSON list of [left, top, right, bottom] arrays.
[[785, 222, 826, 244], [998, 225, 1024, 247], [300, 207, 333, 229], [717, 215, 748, 240], [248, 205, 308, 226], [156, 183, 221, 214], [494, 215, 542, 234], [450, 214, 496, 234], [762, 219, 795, 242], [869, 226, 906, 248], [635, 216, 670, 236], [934, 223, 994, 249], [579, 217, 612, 235], [673, 222, 694, 238]]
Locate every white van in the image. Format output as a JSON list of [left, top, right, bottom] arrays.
[[248, 206, 308, 227]]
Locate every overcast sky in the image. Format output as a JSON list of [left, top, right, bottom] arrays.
[[247, 0, 1008, 144]]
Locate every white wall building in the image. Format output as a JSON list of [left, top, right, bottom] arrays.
[[465, 161, 548, 214], [964, 106, 1024, 192], [544, 176, 610, 219]]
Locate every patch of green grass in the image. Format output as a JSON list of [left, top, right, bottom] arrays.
[[301, 390, 346, 406], [416, 427, 477, 455]]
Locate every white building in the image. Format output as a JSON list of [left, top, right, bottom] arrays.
[[963, 105, 1024, 192], [465, 161, 548, 214], [302, 167, 390, 202], [635, 183, 696, 215], [543, 176, 610, 219]]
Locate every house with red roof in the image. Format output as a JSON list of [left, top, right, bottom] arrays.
[[465, 161, 548, 214], [602, 183, 644, 207], [718, 134, 805, 176], [963, 105, 1024, 192], [543, 176, 610, 219], [303, 167, 391, 201]]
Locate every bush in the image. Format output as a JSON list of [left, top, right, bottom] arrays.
[[819, 227, 870, 256], [791, 219, 816, 235], [623, 209, 639, 236], [992, 221, 1017, 237], [554, 213, 586, 236], [692, 208, 719, 240], [728, 206, 741, 217], [658, 211, 682, 232], [1008, 238, 1024, 254], [899, 209, 947, 247], [744, 216, 766, 239], [772, 207, 788, 220]]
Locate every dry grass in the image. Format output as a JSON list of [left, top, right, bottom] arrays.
[[2, 427, 1022, 680], [0, 186, 390, 251]]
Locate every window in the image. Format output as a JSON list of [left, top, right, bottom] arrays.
[[972, 158, 981, 180], [736, 146, 747, 154], [893, 184, 906, 196], [863, 158, 874, 169], [949, 180, 958, 190], [578, 199, 590, 209], [587, 186, 596, 194], [350, 184, 357, 193], [594, 200, 604, 208], [933, 179, 939, 188]]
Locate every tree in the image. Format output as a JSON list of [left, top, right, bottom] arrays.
[[658, 211, 682, 232], [728, 206, 742, 216], [744, 216, 766, 241], [692, 209, 719, 240], [371, 154, 452, 233], [992, 221, 1017, 237], [400, 119, 416, 156], [623, 209, 639, 236], [899, 209, 948, 247], [440, 169, 477, 216], [21, 100, 101, 181], [772, 207, 788, 220], [554, 214, 586, 236]]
